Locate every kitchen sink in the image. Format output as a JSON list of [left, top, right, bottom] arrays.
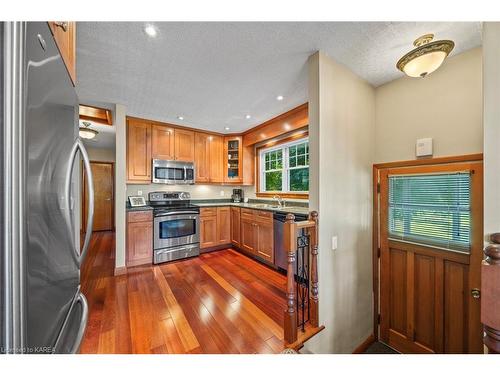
[[250, 203, 280, 209]]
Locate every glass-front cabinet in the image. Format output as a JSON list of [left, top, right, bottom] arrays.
[[224, 136, 243, 184]]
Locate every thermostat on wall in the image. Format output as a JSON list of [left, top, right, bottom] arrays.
[[416, 138, 433, 157]]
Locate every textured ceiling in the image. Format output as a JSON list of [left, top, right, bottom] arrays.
[[76, 22, 482, 134]]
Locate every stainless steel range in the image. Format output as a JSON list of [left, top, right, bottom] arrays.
[[149, 191, 200, 264]]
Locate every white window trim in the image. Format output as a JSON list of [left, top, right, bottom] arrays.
[[259, 137, 309, 194]]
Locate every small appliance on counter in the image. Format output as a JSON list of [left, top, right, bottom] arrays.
[[232, 188, 244, 203], [149, 191, 200, 264]]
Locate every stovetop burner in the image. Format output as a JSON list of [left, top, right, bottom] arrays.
[[148, 191, 200, 215]]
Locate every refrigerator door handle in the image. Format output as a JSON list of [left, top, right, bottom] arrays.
[[53, 291, 89, 354], [69, 293, 89, 353], [64, 138, 94, 266]]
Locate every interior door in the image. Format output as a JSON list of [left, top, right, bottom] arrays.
[[83, 162, 114, 231], [379, 162, 483, 353]]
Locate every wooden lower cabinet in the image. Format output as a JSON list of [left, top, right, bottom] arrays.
[[200, 214, 218, 249], [240, 217, 257, 254], [126, 211, 153, 267], [217, 207, 231, 245], [200, 207, 231, 249], [256, 220, 274, 263], [230, 207, 241, 246]]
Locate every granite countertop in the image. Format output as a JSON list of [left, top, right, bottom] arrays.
[[126, 200, 310, 216], [194, 201, 310, 216], [126, 205, 154, 212]]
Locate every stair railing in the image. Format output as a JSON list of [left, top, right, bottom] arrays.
[[283, 211, 319, 344], [483, 233, 500, 354]]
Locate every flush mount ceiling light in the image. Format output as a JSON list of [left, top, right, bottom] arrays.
[[396, 34, 454, 78], [144, 25, 157, 37], [79, 121, 98, 139], [224, 126, 230, 131], [245, 114, 251, 119], [177, 116, 184, 121], [276, 95, 284, 101]]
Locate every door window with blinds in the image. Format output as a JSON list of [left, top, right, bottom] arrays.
[[388, 172, 471, 252]]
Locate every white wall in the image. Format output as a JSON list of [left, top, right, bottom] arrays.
[[86, 146, 115, 162], [305, 51, 375, 353], [115, 104, 127, 269], [483, 23, 500, 241], [375, 47, 483, 163]]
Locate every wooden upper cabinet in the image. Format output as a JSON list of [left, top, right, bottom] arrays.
[[223, 136, 243, 184], [195, 132, 211, 183], [209, 135, 224, 183], [152, 124, 175, 160], [174, 129, 195, 162], [127, 119, 152, 183], [48, 22, 76, 85], [217, 207, 231, 245]]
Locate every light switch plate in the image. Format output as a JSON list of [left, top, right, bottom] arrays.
[[137, 190, 143, 196], [332, 236, 338, 251], [416, 138, 433, 157]]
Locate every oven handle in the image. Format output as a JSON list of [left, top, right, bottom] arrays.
[[154, 211, 199, 217]]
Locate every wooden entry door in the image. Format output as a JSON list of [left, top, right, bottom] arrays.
[[379, 162, 483, 353], [83, 161, 114, 232]]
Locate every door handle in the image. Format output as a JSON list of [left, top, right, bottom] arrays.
[[471, 288, 481, 299], [69, 293, 89, 353], [64, 138, 94, 266]]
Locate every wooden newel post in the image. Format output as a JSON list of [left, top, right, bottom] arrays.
[[309, 211, 319, 328], [284, 213, 297, 344], [482, 234, 500, 354]]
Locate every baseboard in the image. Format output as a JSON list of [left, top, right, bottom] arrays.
[[352, 334, 375, 354], [114, 266, 127, 276]]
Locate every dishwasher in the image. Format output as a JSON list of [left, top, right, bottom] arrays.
[[273, 212, 309, 275]]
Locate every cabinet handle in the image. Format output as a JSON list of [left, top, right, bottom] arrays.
[[54, 21, 68, 32]]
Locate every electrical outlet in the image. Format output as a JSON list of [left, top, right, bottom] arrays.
[[220, 190, 225, 197], [137, 190, 143, 196], [332, 236, 338, 251]]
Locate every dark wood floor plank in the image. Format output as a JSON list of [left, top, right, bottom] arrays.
[[80, 232, 288, 354]]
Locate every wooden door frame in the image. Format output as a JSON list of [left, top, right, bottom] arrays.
[[82, 160, 115, 232], [372, 153, 483, 344]]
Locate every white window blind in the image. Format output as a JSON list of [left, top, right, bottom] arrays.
[[388, 172, 471, 252]]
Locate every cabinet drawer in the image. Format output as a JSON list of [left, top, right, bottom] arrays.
[[127, 210, 153, 223], [200, 207, 218, 217], [241, 208, 255, 220], [255, 209, 273, 223]]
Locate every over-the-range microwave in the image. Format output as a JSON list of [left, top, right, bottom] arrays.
[[152, 159, 195, 184]]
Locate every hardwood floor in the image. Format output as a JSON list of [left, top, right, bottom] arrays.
[[80, 231, 288, 354]]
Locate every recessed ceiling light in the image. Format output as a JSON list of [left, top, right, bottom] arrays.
[[177, 116, 184, 121], [224, 126, 230, 131], [144, 25, 157, 37], [276, 95, 284, 101], [245, 115, 251, 119]]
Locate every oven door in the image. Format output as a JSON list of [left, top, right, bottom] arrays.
[[154, 212, 200, 250]]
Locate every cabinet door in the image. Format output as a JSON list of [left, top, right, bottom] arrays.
[[174, 129, 195, 162], [256, 221, 274, 263], [152, 124, 175, 160], [223, 136, 243, 184], [240, 218, 256, 254], [217, 207, 231, 245], [48, 21, 76, 85], [231, 207, 241, 246], [127, 119, 152, 183], [200, 215, 218, 249], [127, 221, 153, 267], [195, 132, 210, 183], [209, 135, 224, 183]]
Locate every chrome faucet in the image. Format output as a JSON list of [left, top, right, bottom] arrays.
[[273, 195, 284, 208]]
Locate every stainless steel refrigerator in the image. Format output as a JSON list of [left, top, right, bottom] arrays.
[[1, 22, 94, 354]]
